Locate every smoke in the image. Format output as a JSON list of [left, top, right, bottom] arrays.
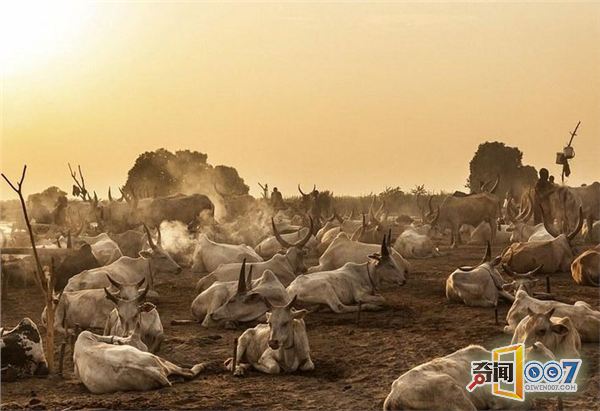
[[159, 220, 196, 266]]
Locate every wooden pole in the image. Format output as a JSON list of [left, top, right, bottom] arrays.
[[231, 338, 238, 375], [546, 276, 551, 294]]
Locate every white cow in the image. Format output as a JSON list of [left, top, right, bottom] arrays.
[[73, 331, 210, 393], [191, 233, 263, 273], [383, 344, 554, 411], [254, 221, 316, 260], [511, 308, 581, 358], [74, 233, 123, 266], [393, 227, 441, 259], [504, 289, 600, 342], [196, 247, 305, 292], [307, 232, 410, 276], [288, 237, 406, 313], [224, 296, 313, 376]]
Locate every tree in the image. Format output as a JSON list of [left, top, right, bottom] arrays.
[[27, 186, 67, 209], [467, 142, 538, 198], [123, 148, 249, 198]]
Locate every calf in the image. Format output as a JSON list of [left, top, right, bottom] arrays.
[[0, 318, 48, 380], [224, 296, 313, 376], [288, 237, 406, 313], [504, 289, 600, 342], [511, 307, 581, 358], [393, 226, 441, 258], [73, 330, 210, 393]]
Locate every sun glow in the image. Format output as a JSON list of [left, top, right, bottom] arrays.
[[0, 1, 95, 76]]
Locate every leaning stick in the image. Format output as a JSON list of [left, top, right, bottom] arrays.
[[231, 338, 238, 375], [546, 276, 551, 294]]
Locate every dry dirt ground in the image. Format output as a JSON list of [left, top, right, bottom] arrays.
[[1, 244, 599, 410]]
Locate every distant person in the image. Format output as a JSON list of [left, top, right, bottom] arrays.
[[533, 168, 553, 224], [271, 187, 284, 209], [549, 175, 555, 185]]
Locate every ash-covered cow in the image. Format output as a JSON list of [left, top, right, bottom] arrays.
[[73, 330, 211, 393], [501, 207, 583, 274], [225, 296, 313, 376], [510, 307, 581, 358], [288, 236, 406, 313], [383, 343, 555, 411], [191, 233, 263, 273], [504, 289, 600, 342], [0, 318, 49, 380], [254, 219, 316, 259]]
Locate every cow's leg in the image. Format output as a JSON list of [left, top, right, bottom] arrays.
[[299, 357, 315, 371], [149, 333, 164, 354], [498, 290, 515, 302], [323, 291, 363, 313], [488, 218, 497, 243], [253, 352, 281, 375]]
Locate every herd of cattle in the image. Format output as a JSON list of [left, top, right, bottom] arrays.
[[1, 179, 599, 409]]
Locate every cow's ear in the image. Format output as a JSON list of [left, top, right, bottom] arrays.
[[80, 243, 92, 252], [139, 250, 152, 258], [265, 312, 272, 322], [551, 323, 569, 336], [291, 308, 308, 320], [544, 308, 555, 319], [139, 302, 156, 312]]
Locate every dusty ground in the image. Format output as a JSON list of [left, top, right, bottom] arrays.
[[1, 244, 599, 410]]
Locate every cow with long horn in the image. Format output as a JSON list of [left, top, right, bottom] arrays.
[[224, 295, 314, 376], [425, 177, 502, 248], [288, 235, 406, 313], [446, 242, 514, 307], [103, 275, 164, 353], [501, 206, 584, 274], [254, 218, 316, 259]]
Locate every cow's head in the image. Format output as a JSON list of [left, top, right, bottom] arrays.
[[210, 261, 272, 323], [457, 242, 504, 287], [139, 224, 181, 275], [272, 217, 313, 264], [104, 275, 151, 336], [519, 308, 575, 355], [0, 318, 48, 378], [501, 263, 543, 295], [279, 246, 307, 274], [369, 235, 407, 287], [541, 205, 583, 250], [525, 341, 556, 362], [506, 193, 534, 242], [265, 295, 308, 350]]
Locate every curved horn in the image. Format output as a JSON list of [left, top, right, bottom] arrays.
[[104, 287, 119, 304], [143, 224, 156, 249], [567, 207, 584, 241], [297, 217, 314, 248], [237, 259, 247, 294], [297, 184, 308, 197], [540, 205, 560, 238], [380, 235, 390, 258], [272, 218, 294, 248], [488, 175, 500, 194], [426, 196, 434, 217], [106, 274, 123, 289], [366, 264, 378, 292], [285, 294, 298, 310], [108, 187, 113, 202], [502, 263, 543, 278], [136, 277, 146, 288], [136, 282, 150, 303]]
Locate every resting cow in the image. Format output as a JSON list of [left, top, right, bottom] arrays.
[[504, 289, 600, 342], [287, 237, 406, 313], [383, 343, 554, 411], [254, 219, 316, 259], [191, 233, 263, 273], [510, 307, 581, 358], [103, 276, 164, 353], [224, 296, 313, 376], [73, 330, 210, 393], [501, 207, 583, 274], [0, 318, 49, 380], [393, 226, 441, 258]]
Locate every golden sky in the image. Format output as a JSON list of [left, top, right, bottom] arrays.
[[1, 2, 599, 200]]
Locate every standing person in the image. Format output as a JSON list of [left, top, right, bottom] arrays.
[[533, 168, 553, 224], [270, 187, 284, 209]]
